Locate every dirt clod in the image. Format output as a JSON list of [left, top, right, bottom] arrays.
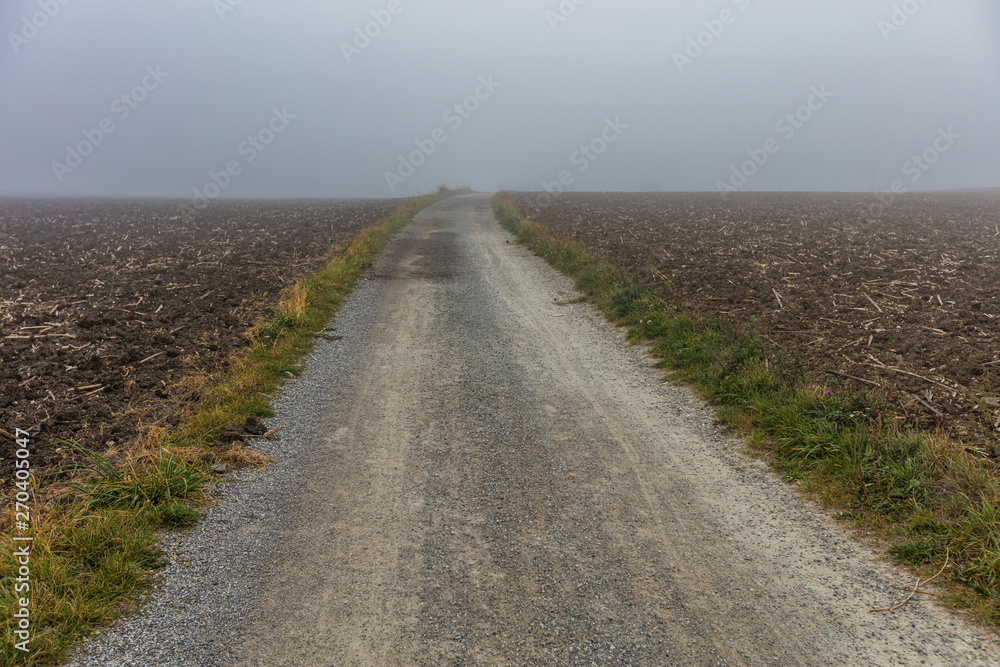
[[244, 415, 267, 436]]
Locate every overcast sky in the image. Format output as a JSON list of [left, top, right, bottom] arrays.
[[1, 0, 997, 199]]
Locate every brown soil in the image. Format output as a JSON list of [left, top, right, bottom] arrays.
[[510, 191, 1000, 456], [0, 198, 396, 489]]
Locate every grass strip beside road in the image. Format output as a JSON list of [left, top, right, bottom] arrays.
[[0, 190, 455, 666], [173, 189, 457, 452], [492, 192, 1000, 626]]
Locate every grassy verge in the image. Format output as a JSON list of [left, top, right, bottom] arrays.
[[492, 192, 1000, 624], [170, 188, 456, 453], [0, 189, 455, 666]]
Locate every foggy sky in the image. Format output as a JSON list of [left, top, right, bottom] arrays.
[[1, 0, 998, 199]]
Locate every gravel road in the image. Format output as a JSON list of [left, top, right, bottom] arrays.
[[68, 193, 999, 666]]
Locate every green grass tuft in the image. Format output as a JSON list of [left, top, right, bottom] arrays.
[[153, 501, 201, 529], [66, 443, 210, 512]]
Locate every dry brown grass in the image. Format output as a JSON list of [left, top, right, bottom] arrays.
[[211, 445, 274, 469], [279, 279, 308, 322]]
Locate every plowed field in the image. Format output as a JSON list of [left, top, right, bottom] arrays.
[[511, 191, 1000, 457], [0, 199, 396, 488]]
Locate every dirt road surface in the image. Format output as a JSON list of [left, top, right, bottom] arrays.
[[68, 194, 999, 666]]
